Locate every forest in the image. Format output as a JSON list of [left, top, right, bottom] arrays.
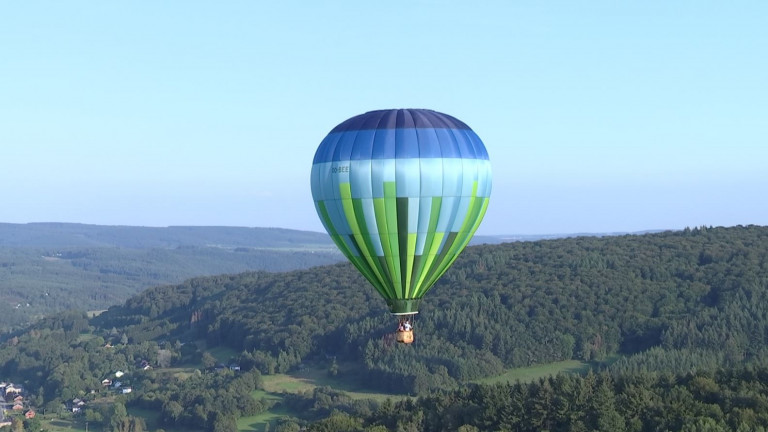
[[0, 225, 767, 431]]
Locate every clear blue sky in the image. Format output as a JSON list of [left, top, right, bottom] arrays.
[[2, 1, 766, 235]]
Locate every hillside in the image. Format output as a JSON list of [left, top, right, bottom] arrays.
[[0, 223, 343, 332], [86, 225, 768, 392], [2, 225, 767, 430]]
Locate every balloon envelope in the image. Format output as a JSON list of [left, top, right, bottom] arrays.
[[311, 109, 492, 314]]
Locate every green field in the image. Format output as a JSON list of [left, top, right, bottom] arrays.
[[237, 363, 410, 431], [471, 355, 624, 386], [38, 419, 83, 432], [237, 397, 292, 432], [237, 359, 599, 431], [37, 415, 103, 432], [471, 359, 592, 385]]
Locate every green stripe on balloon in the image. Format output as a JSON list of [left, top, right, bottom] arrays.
[[417, 230, 446, 298], [372, 197, 397, 297], [317, 201, 352, 256], [350, 196, 397, 299], [406, 232, 417, 298], [396, 197, 409, 298], [345, 234, 389, 298], [383, 182, 402, 296], [455, 195, 491, 257], [422, 182, 487, 292], [411, 196, 443, 297], [339, 183, 390, 297], [318, 201, 389, 298], [422, 231, 460, 293]]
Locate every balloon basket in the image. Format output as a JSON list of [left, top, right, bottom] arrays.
[[396, 330, 414, 344], [394, 314, 415, 344]]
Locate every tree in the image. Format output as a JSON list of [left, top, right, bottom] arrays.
[[157, 348, 172, 368], [162, 400, 184, 425], [85, 408, 104, 423], [109, 402, 128, 432], [11, 417, 24, 432], [211, 413, 238, 432], [202, 351, 217, 370]]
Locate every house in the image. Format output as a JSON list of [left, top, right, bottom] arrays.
[[12, 404, 23, 411], [229, 364, 241, 372], [25, 410, 35, 419], [113, 381, 122, 388], [13, 395, 23, 403], [121, 387, 132, 394], [102, 379, 112, 386], [5, 385, 20, 395], [70, 398, 86, 413], [115, 371, 125, 378]]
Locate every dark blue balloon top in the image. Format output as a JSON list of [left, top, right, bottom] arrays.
[[329, 109, 472, 133], [315, 109, 489, 163]]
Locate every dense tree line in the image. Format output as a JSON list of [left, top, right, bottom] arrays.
[[292, 365, 768, 431]]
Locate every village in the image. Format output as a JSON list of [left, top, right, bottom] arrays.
[[0, 381, 33, 428], [0, 359, 148, 429]]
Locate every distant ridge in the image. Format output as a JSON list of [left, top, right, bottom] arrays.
[[471, 229, 668, 245], [0, 222, 669, 249], [0, 223, 344, 332], [0, 222, 336, 249]]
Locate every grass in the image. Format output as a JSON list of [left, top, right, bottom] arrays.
[[237, 389, 292, 432], [263, 363, 408, 401], [472, 359, 592, 385], [237, 363, 410, 431], [237, 404, 293, 432], [207, 345, 239, 363], [37, 416, 85, 432]]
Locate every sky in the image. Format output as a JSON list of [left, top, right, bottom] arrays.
[[1, 1, 766, 235]]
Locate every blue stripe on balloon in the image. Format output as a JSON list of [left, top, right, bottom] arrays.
[[371, 129, 396, 159], [419, 159, 443, 197], [349, 159, 373, 199], [313, 129, 488, 163], [395, 159, 421, 198], [311, 159, 492, 201]]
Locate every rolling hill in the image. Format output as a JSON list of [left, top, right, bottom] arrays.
[[0, 223, 343, 332]]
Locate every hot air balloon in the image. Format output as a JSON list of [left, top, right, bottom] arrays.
[[310, 109, 492, 344]]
